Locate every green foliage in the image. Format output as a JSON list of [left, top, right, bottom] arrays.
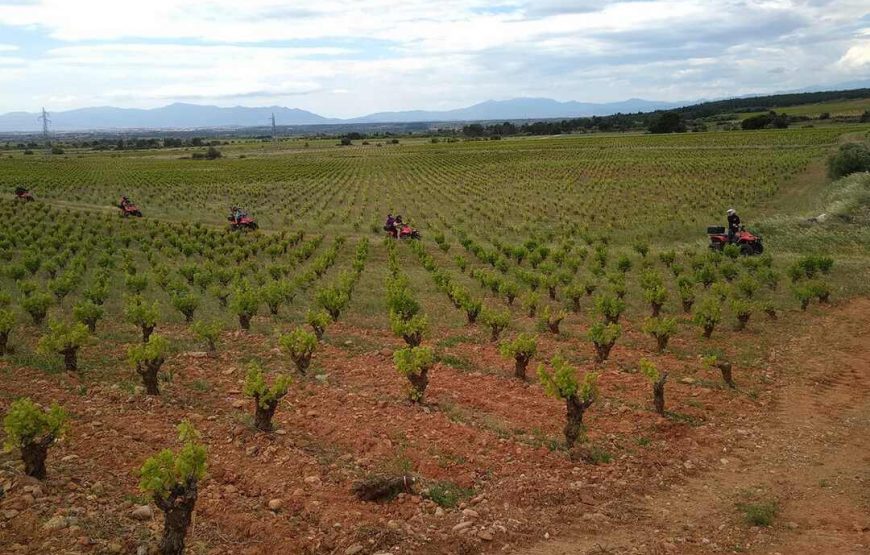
[[128, 334, 170, 366], [170, 291, 199, 323], [0, 308, 16, 334], [587, 321, 622, 361], [693, 297, 722, 336], [482, 308, 511, 341], [315, 286, 349, 321], [426, 481, 473, 508], [537, 355, 598, 402], [37, 320, 89, 355], [593, 293, 625, 323], [125, 272, 149, 294], [828, 142, 870, 178], [124, 295, 159, 329], [72, 299, 104, 332], [243, 363, 292, 409], [394, 346, 435, 378], [3, 398, 68, 451], [139, 421, 207, 500], [230, 282, 260, 318], [21, 292, 53, 324], [305, 309, 331, 340], [499, 333, 537, 361], [639, 358, 660, 382], [737, 500, 778, 527], [190, 319, 221, 352], [278, 327, 317, 373], [642, 316, 678, 352]]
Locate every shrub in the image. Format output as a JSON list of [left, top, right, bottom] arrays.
[[125, 273, 149, 294], [738, 500, 778, 527], [139, 421, 207, 555], [539, 305, 566, 334], [730, 299, 753, 330], [735, 275, 759, 299], [22, 292, 53, 325], [0, 309, 15, 355], [316, 286, 349, 321], [390, 312, 428, 347], [394, 346, 435, 403], [564, 283, 584, 313], [38, 320, 89, 371], [260, 280, 290, 316], [279, 327, 317, 375], [827, 142, 870, 178], [807, 280, 831, 303], [305, 309, 330, 340], [170, 291, 199, 323], [522, 291, 540, 317], [230, 283, 259, 330], [243, 363, 292, 432], [587, 322, 621, 362], [792, 284, 814, 310], [703, 354, 735, 388], [643, 285, 668, 317], [639, 359, 667, 415], [129, 334, 170, 395], [124, 295, 159, 342], [482, 308, 510, 342], [499, 333, 537, 380], [537, 355, 598, 448], [499, 281, 519, 305], [642, 316, 678, 352], [3, 398, 68, 479], [72, 300, 104, 332], [693, 297, 721, 338], [678, 279, 695, 313], [190, 320, 221, 353], [461, 296, 482, 324], [594, 293, 625, 324]]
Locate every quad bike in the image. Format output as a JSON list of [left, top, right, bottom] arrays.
[[708, 225, 763, 255], [14, 187, 34, 202], [119, 202, 143, 217], [387, 224, 420, 240], [228, 214, 258, 231]]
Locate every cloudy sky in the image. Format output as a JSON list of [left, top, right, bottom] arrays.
[[0, 0, 868, 117]]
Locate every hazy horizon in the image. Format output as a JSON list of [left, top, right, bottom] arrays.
[[0, 0, 868, 118]]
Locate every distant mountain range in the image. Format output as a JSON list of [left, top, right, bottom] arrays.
[[0, 98, 685, 132], [1, 79, 868, 132]]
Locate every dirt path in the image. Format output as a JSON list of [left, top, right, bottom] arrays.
[[527, 298, 870, 555]]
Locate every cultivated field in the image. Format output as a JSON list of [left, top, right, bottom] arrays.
[[0, 125, 868, 554]]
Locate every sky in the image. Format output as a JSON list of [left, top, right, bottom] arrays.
[[0, 0, 868, 118]]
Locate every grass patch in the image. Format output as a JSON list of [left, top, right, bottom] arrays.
[[435, 352, 476, 372], [189, 379, 212, 392], [436, 335, 478, 348], [737, 500, 778, 526], [425, 481, 473, 508]]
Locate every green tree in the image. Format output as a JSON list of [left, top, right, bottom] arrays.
[[827, 142, 870, 178], [243, 363, 292, 432], [499, 333, 537, 380], [38, 320, 89, 371], [3, 398, 68, 479], [139, 421, 207, 555], [394, 346, 435, 403], [639, 359, 667, 415], [537, 356, 598, 448], [278, 328, 317, 375], [129, 334, 170, 395]]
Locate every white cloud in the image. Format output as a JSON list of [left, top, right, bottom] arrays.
[[0, 1, 868, 116]]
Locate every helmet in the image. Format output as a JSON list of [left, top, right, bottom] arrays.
[[726, 208, 735, 215]]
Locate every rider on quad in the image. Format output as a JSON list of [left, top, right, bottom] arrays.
[[230, 206, 248, 224], [119, 195, 132, 210], [384, 213, 396, 235], [15, 186, 33, 200], [726, 208, 741, 243]]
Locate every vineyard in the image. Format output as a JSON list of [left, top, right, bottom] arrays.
[[0, 125, 869, 555]]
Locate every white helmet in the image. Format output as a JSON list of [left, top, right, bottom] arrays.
[[726, 208, 736, 215]]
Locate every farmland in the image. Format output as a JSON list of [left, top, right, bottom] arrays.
[[1, 124, 869, 555]]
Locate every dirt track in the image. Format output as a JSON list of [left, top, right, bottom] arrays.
[[527, 298, 870, 555]]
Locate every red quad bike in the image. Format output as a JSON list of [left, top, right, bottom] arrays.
[[228, 214, 258, 231], [398, 224, 421, 240], [119, 202, 143, 218], [14, 187, 34, 202], [708, 225, 763, 255]]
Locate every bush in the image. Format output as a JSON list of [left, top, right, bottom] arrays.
[[390, 312, 428, 347], [72, 300, 104, 333], [394, 346, 435, 403], [129, 334, 170, 395], [642, 316, 677, 352], [587, 321, 621, 362], [125, 295, 159, 342], [499, 333, 537, 380], [693, 297, 721, 338], [139, 421, 207, 555], [482, 308, 510, 342], [316, 286, 349, 321], [539, 305, 566, 334], [593, 293, 625, 324], [305, 309, 331, 340], [279, 327, 317, 374], [38, 320, 89, 371], [639, 359, 667, 415], [170, 291, 199, 323], [230, 283, 259, 329], [243, 363, 292, 432], [827, 142, 870, 179], [3, 398, 68, 479], [0, 309, 15, 355], [730, 299, 753, 330], [190, 320, 221, 353], [643, 285, 668, 317], [22, 292, 53, 325], [537, 355, 598, 447]]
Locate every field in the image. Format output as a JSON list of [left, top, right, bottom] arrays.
[[738, 97, 870, 119], [0, 125, 869, 555]]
